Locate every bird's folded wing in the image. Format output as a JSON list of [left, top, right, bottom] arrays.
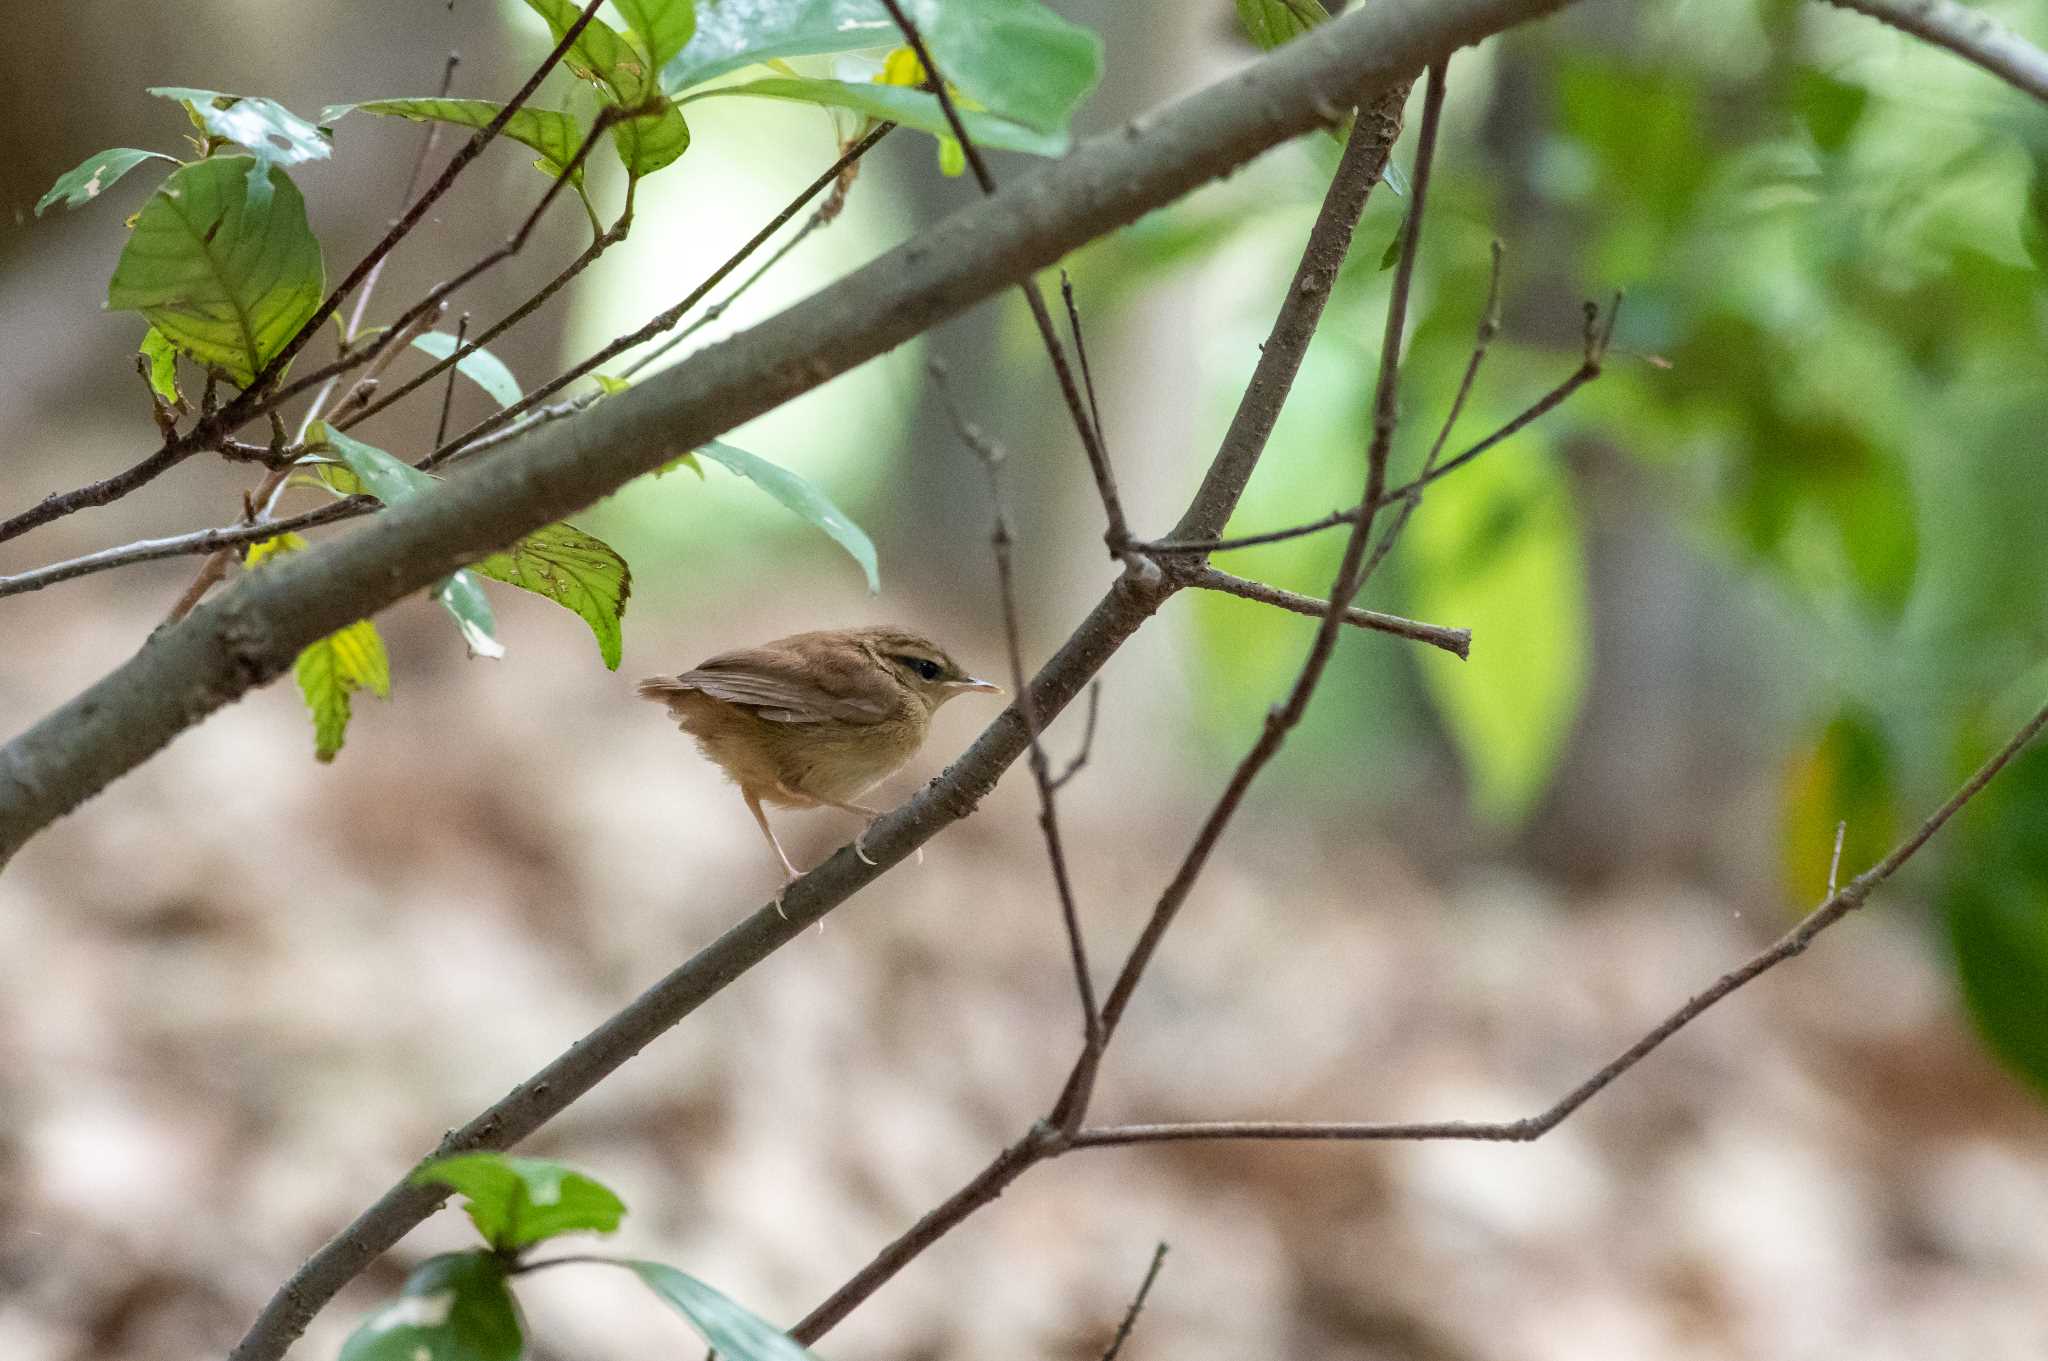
[[661, 648, 893, 724]]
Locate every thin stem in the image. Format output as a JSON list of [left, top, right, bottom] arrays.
[[1049, 681, 1103, 792], [1099, 1242, 1170, 1361], [0, 502, 367, 600], [435, 314, 471, 449], [1192, 566, 1469, 658], [425, 122, 894, 468], [1140, 290, 1619, 559], [876, 0, 1132, 556], [1071, 691, 2048, 1150], [933, 361, 1103, 1115], [238, 0, 608, 401]]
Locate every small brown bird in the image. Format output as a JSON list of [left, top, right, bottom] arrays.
[[638, 626, 1001, 886]]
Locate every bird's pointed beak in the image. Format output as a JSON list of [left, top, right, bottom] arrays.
[[948, 676, 1004, 695]]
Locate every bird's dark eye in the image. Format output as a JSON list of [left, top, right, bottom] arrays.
[[896, 655, 943, 682]]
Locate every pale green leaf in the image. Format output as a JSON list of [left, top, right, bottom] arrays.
[[106, 157, 325, 387], [472, 522, 631, 669], [247, 532, 391, 761], [678, 76, 1064, 158], [412, 1153, 626, 1251], [139, 327, 182, 407], [338, 1253, 522, 1361], [411, 330, 523, 408], [628, 1261, 823, 1361], [1403, 438, 1588, 825], [695, 440, 878, 592], [148, 86, 331, 209], [312, 423, 506, 659], [34, 147, 176, 216]]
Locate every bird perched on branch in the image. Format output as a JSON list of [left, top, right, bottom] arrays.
[[638, 626, 1000, 892]]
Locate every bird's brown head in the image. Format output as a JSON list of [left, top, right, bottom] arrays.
[[849, 626, 1001, 714]]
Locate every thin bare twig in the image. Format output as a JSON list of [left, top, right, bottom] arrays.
[[240, 0, 608, 402], [1358, 237, 1505, 584], [1828, 819, 1847, 897], [790, 83, 1420, 1347], [620, 125, 880, 382], [264, 101, 635, 418], [932, 360, 1103, 1107], [1099, 1242, 1170, 1361], [426, 121, 895, 467], [1192, 566, 1469, 658], [1049, 681, 1102, 792], [435, 314, 470, 449], [875, 0, 1133, 557], [0, 502, 366, 601], [1071, 691, 2048, 1149], [1138, 289, 1619, 559]]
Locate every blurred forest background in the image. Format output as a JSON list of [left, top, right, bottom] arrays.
[[4, 0, 2048, 1358]]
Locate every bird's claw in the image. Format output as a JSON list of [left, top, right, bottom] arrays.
[[854, 830, 878, 867]]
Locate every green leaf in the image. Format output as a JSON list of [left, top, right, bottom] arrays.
[[324, 98, 592, 200], [1403, 437, 1588, 826], [248, 533, 392, 762], [611, 0, 698, 69], [1943, 746, 2048, 1102], [148, 87, 331, 210], [472, 522, 632, 669], [1234, 0, 1326, 50], [433, 567, 507, 661], [338, 1252, 523, 1361], [588, 372, 631, 395], [34, 147, 176, 216], [628, 1261, 822, 1361], [1790, 67, 1869, 154], [665, 0, 1102, 139], [412, 330, 523, 408], [106, 156, 325, 387], [525, 0, 692, 177], [695, 440, 879, 592], [679, 76, 1064, 158], [312, 423, 506, 659], [413, 1153, 627, 1251], [139, 327, 183, 407]]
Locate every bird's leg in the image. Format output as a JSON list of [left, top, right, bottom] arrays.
[[807, 795, 888, 866], [744, 789, 802, 918]]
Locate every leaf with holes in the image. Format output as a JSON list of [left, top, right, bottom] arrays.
[[695, 440, 878, 592], [247, 533, 391, 762], [35, 147, 176, 217], [339, 1253, 523, 1361], [472, 522, 631, 669], [106, 156, 325, 387], [628, 1262, 822, 1361], [313, 424, 505, 659], [324, 98, 593, 208], [148, 87, 331, 209], [413, 1153, 626, 1251], [411, 330, 523, 408]]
